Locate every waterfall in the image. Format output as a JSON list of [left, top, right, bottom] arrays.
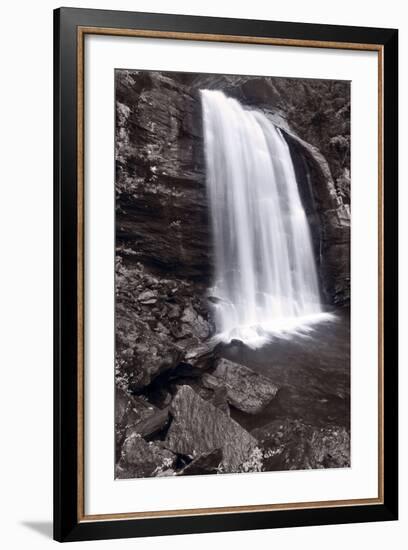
[[201, 89, 330, 348]]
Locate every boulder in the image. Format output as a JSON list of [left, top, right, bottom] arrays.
[[169, 379, 230, 415], [171, 339, 218, 377], [116, 433, 177, 478], [202, 358, 279, 414], [183, 340, 218, 367], [165, 385, 257, 472], [177, 449, 223, 476], [115, 387, 159, 460], [144, 340, 217, 388], [126, 406, 170, 439], [115, 387, 158, 427]]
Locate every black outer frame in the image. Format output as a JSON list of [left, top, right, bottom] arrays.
[[54, 7, 398, 543]]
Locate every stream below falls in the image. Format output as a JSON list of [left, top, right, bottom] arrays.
[[220, 308, 350, 433]]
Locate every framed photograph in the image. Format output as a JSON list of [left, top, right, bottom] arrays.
[[54, 7, 398, 542]]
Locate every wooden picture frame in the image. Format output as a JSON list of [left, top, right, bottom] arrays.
[[54, 7, 398, 542]]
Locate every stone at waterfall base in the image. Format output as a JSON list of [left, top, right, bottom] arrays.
[[116, 433, 177, 479], [202, 357, 279, 414], [176, 449, 223, 476], [165, 385, 258, 472]]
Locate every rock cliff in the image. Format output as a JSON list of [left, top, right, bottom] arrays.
[[116, 69, 350, 301]]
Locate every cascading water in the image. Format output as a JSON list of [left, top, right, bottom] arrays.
[[201, 89, 331, 348]]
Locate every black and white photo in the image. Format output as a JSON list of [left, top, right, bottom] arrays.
[[114, 70, 351, 479]]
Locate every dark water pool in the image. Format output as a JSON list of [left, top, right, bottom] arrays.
[[220, 308, 350, 432]]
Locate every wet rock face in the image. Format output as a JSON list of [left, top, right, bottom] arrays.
[[283, 132, 350, 304], [116, 70, 210, 282]]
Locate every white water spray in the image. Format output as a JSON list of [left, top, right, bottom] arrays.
[[201, 90, 331, 348]]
